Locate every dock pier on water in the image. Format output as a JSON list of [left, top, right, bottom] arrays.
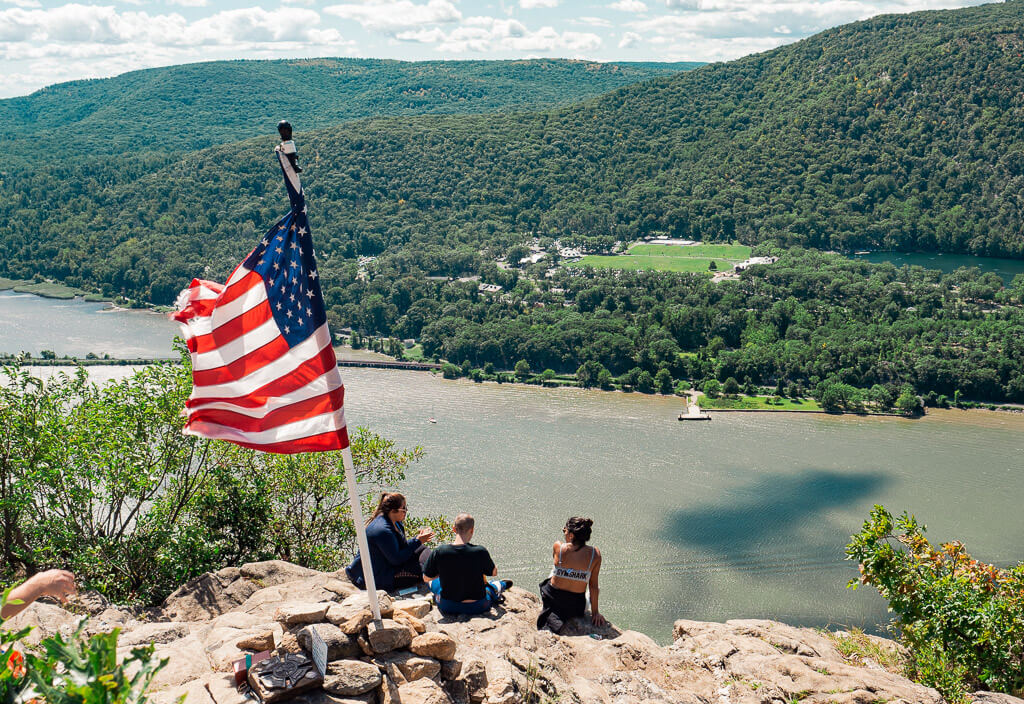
[[678, 398, 711, 421]]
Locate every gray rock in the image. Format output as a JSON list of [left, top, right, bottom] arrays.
[[397, 678, 452, 704], [338, 591, 394, 618], [459, 660, 488, 703], [296, 623, 362, 660], [236, 630, 275, 651], [323, 660, 383, 696], [119, 622, 190, 646], [275, 602, 331, 626], [162, 568, 257, 621], [240, 560, 323, 586], [366, 619, 413, 653], [206, 674, 250, 704], [973, 693, 1024, 704], [410, 632, 457, 661], [440, 658, 462, 681], [393, 599, 432, 619], [377, 651, 441, 682], [443, 679, 470, 704]]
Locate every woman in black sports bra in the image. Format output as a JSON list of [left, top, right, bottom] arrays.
[[537, 516, 606, 632]]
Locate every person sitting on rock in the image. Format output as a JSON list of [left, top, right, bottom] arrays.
[[422, 513, 511, 616], [1, 569, 77, 620], [537, 516, 606, 633], [346, 492, 434, 592]]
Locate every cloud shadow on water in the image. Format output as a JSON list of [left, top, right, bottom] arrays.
[[667, 468, 889, 554], [659, 468, 891, 627]]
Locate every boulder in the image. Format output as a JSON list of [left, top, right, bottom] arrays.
[[440, 659, 462, 681], [119, 622, 190, 647], [379, 675, 402, 704], [150, 677, 217, 704], [141, 635, 213, 690], [338, 591, 394, 618], [397, 678, 452, 704], [275, 602, 331, 626], [296, 623, 362, 660], [240, 560, 323, 586], [162, 567, 258, 621], [393, 611, 426, 634], [366, 619, 413, 653], [481, 677, 516, 704], [236, 630, 276, 651], [206, 674, 251, 704], [239, 579, 347, 620], [973, 694, 1024, 704], [393, 599, 432, 619], [322, 660, 382, 696], [378, 651, 441, 682], [459, 660, 488, 703], [4, 602, 80, 646], [410, 632, 457, 661]]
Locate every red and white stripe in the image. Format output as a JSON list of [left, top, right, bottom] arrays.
[[172, 264, 348, 454]]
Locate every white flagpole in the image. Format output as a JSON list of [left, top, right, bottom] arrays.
[[341, 445, 382, 623]]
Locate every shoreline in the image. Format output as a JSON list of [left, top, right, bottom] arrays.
[[13, 357, 1024, 419]]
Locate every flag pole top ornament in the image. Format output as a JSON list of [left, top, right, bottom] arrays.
[[277, 119, 301, 174]]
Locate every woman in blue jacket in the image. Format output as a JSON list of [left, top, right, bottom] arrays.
[[346, 492, 434, 591]]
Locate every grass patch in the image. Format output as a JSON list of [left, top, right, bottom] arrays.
[[0, 277, 32, 290], [83, 293, 114, 303], [628, 243, 752, 259], [571, 255, 734, 273], [697, 394, 823, 411], [824, 628, 902, 673], [402, 343, 426, 361], [12, 281, 86, 299]]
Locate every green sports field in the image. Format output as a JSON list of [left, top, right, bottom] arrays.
[[567, 242, 751, 274]]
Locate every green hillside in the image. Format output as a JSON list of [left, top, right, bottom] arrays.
[[6, 1, 1024, 302], [0, 58, 697, 160], [3, 3, 1024, 403]]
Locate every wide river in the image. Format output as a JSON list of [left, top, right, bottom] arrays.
[[5, 292, 1024, 643]]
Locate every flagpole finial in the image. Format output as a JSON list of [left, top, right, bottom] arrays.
[[277, 120, 301, 174]]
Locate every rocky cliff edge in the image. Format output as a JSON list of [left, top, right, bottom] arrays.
[[6, 561, 1020, 704]]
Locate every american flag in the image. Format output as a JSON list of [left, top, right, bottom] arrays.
[[171, 148, 348, 453]]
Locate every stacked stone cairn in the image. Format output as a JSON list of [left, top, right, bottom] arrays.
[[271, 591, 477, 704]]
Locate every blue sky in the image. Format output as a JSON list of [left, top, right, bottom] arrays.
[[0, 0, 994, 97]]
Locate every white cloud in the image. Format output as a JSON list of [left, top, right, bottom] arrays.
[[281, 0, 317, 5], [1, 0, 40, 8], [610, 0, 647, 11], [0, 3, 354, 96], [323, 0, 459, 33], [619, 30, 641, 47], [572, 16, 612, 27], [665, 0, 700, 8], [520, 0, 558, 7], [396, 15, 601, 53], [166, 0, 208, 6]]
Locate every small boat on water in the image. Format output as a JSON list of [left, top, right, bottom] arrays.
[[428, 417, 437, 424]]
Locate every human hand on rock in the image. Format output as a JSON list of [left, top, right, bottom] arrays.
[[32, 569, 77, 603], [591, 611, 607, 627]]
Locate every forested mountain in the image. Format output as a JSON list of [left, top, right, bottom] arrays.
[[0, 58, 696, 161], [4, 2, 1024, 402]]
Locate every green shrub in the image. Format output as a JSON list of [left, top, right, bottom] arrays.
[[1, 349, 440, 605], [846, 506, 1024, 701], [2, 591, 166, 704]]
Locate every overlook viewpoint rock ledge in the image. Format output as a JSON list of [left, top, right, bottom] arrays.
[[6, 561, 1019, 704]]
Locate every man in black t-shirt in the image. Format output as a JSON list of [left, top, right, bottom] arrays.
[[423, 513, 511, 615]]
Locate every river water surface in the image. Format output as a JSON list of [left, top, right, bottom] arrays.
[[8, 293, 1024, 643]]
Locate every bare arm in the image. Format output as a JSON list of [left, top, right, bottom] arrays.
[[589, 550, 606, 627], [2, 570, 76, 620]]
